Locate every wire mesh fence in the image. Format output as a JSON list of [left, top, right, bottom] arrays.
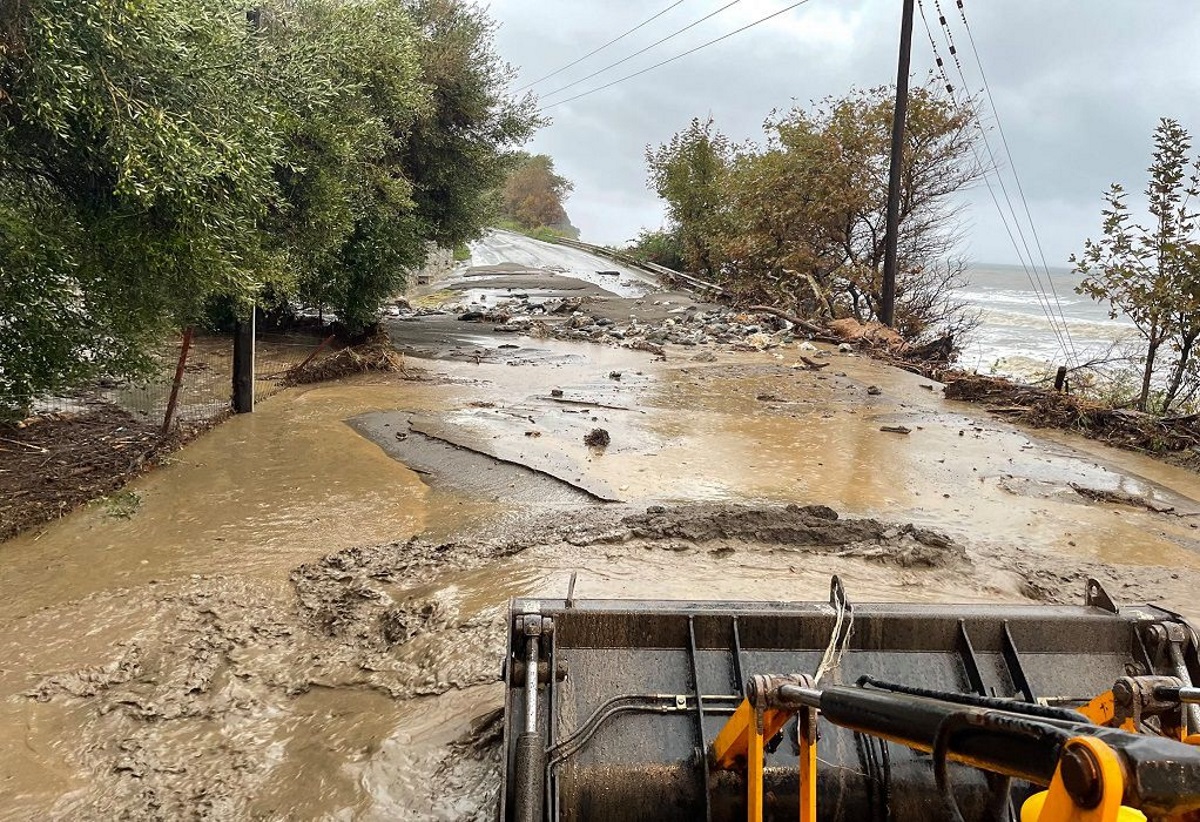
[[29, 328, 336, 433], [254, 331, 333, 405]]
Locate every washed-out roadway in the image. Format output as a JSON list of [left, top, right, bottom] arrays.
[[2, 230, 1200, 818]]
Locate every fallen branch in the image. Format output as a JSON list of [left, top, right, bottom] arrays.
[[746, 305, 835, 340]]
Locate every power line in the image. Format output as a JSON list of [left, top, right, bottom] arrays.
[[917, 0, 1072, 360], [918, 0, 1077, 365], [516, 0, 691, 92], [538, 0, 747, 101], [541, 0, 813, 111], [924, 4, 1071, 361], [938, 0, 1080, 364]]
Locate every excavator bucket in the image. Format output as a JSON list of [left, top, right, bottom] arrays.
[[498, 578, 1200, 821]]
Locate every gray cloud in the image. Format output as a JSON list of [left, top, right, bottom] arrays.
[[489, 0, 1200, 265]]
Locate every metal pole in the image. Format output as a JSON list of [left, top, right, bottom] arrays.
[[881, 0, 916, 328]]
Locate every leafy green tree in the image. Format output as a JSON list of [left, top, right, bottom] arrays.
[[645, 86, 981, 339], [646, 117, 733, 277], [261, 0, 429, 331], [398, 0, 542, 248], [1073, 118, 1200, 412], [0, 0, 540, 412], [1, 0, 283, 413], [624, 228, 685, 271]]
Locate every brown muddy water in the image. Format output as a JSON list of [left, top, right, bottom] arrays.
[[4, 330, 1200, 819]]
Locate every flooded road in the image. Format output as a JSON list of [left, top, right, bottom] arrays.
[[3, 231, 1200, 819]]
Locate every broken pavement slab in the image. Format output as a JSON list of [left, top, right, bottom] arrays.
[[405, 416, 622, 503]]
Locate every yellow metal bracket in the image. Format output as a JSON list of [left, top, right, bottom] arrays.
[[710, 698, 792, 770], [1078, 691, 1138, 733], [710, 698, 819, 822], [1022, 736, 1138, 822], [798, 706, 817, 822]]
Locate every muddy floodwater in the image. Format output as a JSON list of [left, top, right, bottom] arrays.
[[4, 233, 1200, 819]]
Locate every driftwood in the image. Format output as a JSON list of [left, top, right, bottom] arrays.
[[747, 305, 837, 341], [798, 356, 830, 371], [543, 396, 641, 413]]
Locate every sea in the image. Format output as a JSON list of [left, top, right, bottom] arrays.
[[955, 263, 1138, 380]]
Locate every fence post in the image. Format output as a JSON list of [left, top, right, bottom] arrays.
[[295, 333, 337, 373], [233, 307, 255, 413], [1054, 366, 1068, 392], [162, 327, 195, 436]]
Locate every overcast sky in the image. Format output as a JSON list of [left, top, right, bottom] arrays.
[[486, 0, 1200, 267]]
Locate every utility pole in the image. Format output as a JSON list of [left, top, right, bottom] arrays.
[[881, 0, 916, 328]]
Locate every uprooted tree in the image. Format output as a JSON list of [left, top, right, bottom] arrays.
[[0, 0, 539, 415], [1072, 118, 1200, 414], [640, 84, 984, 342]]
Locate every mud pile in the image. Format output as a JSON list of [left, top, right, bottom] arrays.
[[565, 504, 966, 569]]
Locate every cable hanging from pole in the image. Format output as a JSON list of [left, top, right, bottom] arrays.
[[515, 0, 691, 92], [538, 0, 747, 102], [539, 0, 814, 112], [916, 0, 1074, 363], [937, 0, 1080, 366]]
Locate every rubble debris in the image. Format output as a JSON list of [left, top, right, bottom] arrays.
[[829, 318, 906, 350], [943, 373, 1200, 468], [584, 428, 611, 448], [285, 330, 412, 385]]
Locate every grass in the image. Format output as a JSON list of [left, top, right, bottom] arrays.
[[98, 490, 142, 520], [493, 218, 570, 243]]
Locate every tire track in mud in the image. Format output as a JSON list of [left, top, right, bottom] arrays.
[[17, 503, 1193, 819]]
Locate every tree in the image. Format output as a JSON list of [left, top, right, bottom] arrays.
[[644, 85, 983, 339], [397, 0, 542, 249], [1072, 118, 1200, 412], [276, 0, 540, 332], [624, 227, 685, 271], [646, 117, 733, 277], [768, 85, 981, 337], [0, 0, 541, 412], [1, 0, 285, 413], [263, 0, 429, 332], [500, 153, 574, 230]]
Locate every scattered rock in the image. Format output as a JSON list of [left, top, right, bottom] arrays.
[[584, 428, 611, 448], [867, 385, 882, 396], [880, 425, 912, 435]]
